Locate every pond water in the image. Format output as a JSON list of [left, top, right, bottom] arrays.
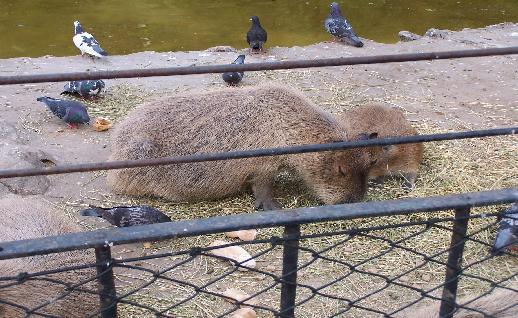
[[1, 0, 517, 58]]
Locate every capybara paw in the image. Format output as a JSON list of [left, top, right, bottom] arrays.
[[255, 199, 282, 211]]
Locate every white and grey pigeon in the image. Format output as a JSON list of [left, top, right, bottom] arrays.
[[73, 21, 108, 58], [36, 97, 90, 129], [491, 202, 518, 255], [61, 80, 105, 99], [324, 2, 364, 47], [80, 205, 172, 227], [222, 55, 245, 85]]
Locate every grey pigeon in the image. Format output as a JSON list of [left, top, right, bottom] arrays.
[[36, 96, 90, 129], [61, 80, 105, 99], [324, 2, 363, 47], [246, 16, 267, 52], [491, 202, 518, 255], [73, 21, 108, 58], [222, 55, 245, 85], [80, 205, 171, 227]]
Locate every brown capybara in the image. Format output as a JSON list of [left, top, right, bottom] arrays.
[[399, 284, 517, 318], [336, 103, 423, 189], [0, 196, 97, 317], [107, 84, 380, 210]]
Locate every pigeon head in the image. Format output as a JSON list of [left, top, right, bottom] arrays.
[[73, 21, 83, 34], [250, 16, 261, 25], [330, 2, 341, 15], [233, 55, 246, 64]]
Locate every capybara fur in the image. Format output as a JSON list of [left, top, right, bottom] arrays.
[[399, 284, 517, 318], [0, 196, 97, 317], [107, 84, 380, 210], [336, 103, 423, 189]]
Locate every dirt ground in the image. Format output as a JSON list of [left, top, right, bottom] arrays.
[[0, 23, 517, 317]]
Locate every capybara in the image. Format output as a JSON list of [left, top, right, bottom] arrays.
[[107, 84, 380, 210], [336, 103, 423, 189], [0, 196, 97, 317], [399, 284, 517, 318]]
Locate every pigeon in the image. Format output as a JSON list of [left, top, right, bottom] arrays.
[[36, 97, 90, 129], [324, 2, 364, 47], [246, 16, 267, 53], [222, 55, 246, 85], [80, 205, 172, 227], [73, 21, 108, 58], [61, 80, 105, 99], [491, 202, 518, 255]]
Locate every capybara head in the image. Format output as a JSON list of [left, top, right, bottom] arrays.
[[307, 133, 381, 205]]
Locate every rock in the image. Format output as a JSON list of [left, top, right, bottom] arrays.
[[208, 240, 256, 270], [206, 46, 237, 53], [225, 229, 258, 241], [398, 31, 421, 42], [425, 28, 449, 39], [230, 308, 257, 318], [0, 147, 55, 195], [222, 288, 258, 308]]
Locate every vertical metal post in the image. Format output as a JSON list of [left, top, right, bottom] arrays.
[[279, 224, 301, 318], [439, 207, 470, 318], [95, 245, 117, 318]]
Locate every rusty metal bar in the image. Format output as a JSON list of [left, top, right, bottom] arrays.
[[439, 207, 471, 318], [95, 245, 117, 318], [279, 224, 301, 318], [0, 188, 515, 260], [0, 127, 516, 179], [1, 47, 517, 85]]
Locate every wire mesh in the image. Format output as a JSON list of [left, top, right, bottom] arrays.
[[1, 205, 516, 317]]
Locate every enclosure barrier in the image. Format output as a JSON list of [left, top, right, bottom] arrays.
[[0, 47, 518, 85], [0, 127, 516, 179], [0, 189, 517, 317], [1, 47, 517, 317]]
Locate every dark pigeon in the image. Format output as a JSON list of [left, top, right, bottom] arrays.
[[246, 16, 267, 52], [36, 96, 90, 129], [80, 205, 172, 227], [61, 80, 105, 99], [324, 2, 363, 47], [222, 55, 246, 85], [73, 21, 108, 58], [491, 202, 518, 255]]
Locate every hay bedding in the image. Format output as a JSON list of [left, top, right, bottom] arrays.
[[55, 71, 517, 317]]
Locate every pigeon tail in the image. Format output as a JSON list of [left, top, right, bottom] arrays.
[[80, 206, 104, 217], [340, 33, 364, 47]]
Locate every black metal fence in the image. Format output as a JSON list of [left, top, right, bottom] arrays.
[[0, 189, 517, 317], [0, 47, 517, 317]]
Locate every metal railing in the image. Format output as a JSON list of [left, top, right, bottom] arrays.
[[0, 189, 517, 317], [1, 46, 517, 317]]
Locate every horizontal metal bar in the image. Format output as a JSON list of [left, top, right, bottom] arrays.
[[0, 188, 515, 260], [1, 47, 518, 85], [0, 127, 515, 179]]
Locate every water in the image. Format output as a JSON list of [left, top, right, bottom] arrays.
[[1, 0, 517, 58]]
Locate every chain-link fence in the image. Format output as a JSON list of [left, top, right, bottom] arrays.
[[1, 189, 516, 317]]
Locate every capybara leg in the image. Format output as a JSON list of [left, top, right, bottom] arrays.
[[401, 172, 417, 190], [369, 176, 386, 186], [252, 178, 281, 211]]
